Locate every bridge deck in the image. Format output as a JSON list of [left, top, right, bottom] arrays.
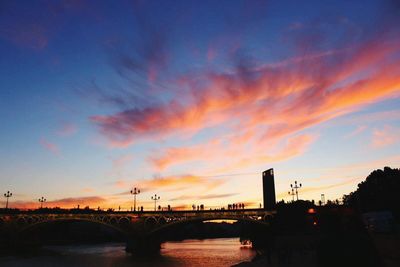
[[0, 209, 275, 217]]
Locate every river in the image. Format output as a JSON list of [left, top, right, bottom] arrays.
[[0, 238, 256, 267]]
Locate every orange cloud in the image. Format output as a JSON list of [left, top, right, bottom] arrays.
[[82, 187, 95, 193], [149, 132, 315, 173], [169, 193, 238, 201], [141, 174, 225, 191], [92, 38, 400, 147], [91, 31, 400, 175], [149, 138, 221, 170], [8, 196, 107, 210], [218, 134, 316, 173], [114, 174, 226, 193]]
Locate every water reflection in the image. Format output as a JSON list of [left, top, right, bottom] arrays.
[[0, 238, 256, 267]]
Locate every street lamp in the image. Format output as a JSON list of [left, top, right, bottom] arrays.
[[290, 181, 302, 201], [4, 191, 12, 209], [130, 187, 140, 211], [151, 194, 160, 211], [288, 188, 295, 202], [39, 196, 46, 209]]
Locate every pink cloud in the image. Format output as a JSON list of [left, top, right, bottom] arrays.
[[9, 196, 107, 210], [216, 134, 316, 173], [89, 19, 400, 174], [112, 154, 134, 170], [149, 133, 315, 172], [39, 138, 60, 155], [345, 125, 367, 139], [92, 37, 400, 149], [371, 125, 399, 148], [113, 174, 226, 192], [57, 122, 78, 137]]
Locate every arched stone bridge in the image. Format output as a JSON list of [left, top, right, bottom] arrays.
[[0, 209, 275, 253]]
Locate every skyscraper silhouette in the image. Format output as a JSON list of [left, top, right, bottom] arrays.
[[263, 168, 276, 210]]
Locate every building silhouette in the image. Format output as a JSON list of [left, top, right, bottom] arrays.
[[263, 168, 276, 210]]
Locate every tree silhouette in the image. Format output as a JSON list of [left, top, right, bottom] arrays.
[[343, 167, 400, 221]]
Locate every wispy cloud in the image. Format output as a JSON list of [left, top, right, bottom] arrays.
[[82, 187, 95, 193], [218, 134, 316, 173], [91, 37, 400, 158], [0, 1, 90, 50], [112, 154, 134, 170], [113, 174, 226, 192], [169, 193, 238, 201], [8, 196, 107, 210], [57, 122, 77, 137], [345, 125, 367, 139], [276, 178, 361, 200], [371, 125, 399, 148], [39, 138, 60, 155]]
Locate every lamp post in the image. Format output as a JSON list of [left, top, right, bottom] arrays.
[[288, 188, 295, 202], [4, 191, 12, 209], [130, 187, 140, 211], [151, 194, 160, 211], [290, 181, 302, 201], [39, 196, 46, 209], [321, 194, 325, 205]]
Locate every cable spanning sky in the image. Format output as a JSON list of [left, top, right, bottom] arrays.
[[1, 0, 399, 210]]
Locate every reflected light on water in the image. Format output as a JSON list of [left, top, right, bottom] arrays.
[[0, 238, 256, 267]]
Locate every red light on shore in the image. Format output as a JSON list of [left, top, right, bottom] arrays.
[[307, 208, 316, 214]]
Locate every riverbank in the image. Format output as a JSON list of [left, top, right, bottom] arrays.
[[233, 234, 318, 267], [234, 231, 385, 267]]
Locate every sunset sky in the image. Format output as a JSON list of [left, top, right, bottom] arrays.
[[1, 0, 399, 210]]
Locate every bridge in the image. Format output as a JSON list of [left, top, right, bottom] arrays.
[[0, 170, 277, 252], [0, 209, 275, 253]]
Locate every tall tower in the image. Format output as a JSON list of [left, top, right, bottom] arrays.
[[263, 168, 276, 210]]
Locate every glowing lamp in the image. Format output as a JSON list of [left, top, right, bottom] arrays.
[[307, 208, 316, 214]]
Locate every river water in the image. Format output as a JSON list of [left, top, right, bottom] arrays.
[[0, 238, 256, 267]]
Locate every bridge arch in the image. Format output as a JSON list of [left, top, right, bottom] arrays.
[[147, 214, 272, 237], [17, 216, 130, 236]]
